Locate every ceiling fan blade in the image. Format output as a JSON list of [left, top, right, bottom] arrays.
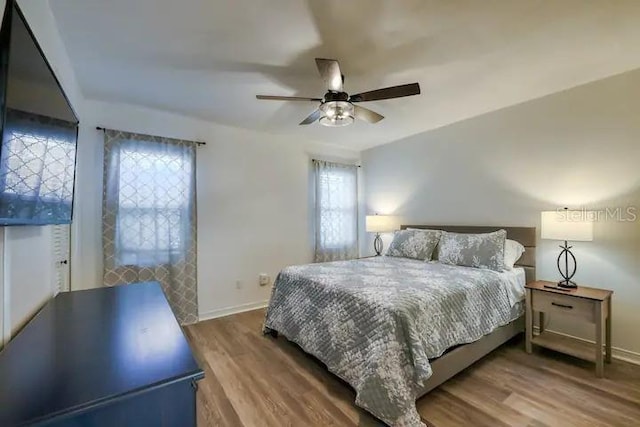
[[315, 58, 343, 92], [350, 83, 421, 102], [257, 95, 322, 101], [300, 109, 323, 125], [354, 105, 384, 124]]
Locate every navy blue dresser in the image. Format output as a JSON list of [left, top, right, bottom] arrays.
[[0, 282, 203, 426]]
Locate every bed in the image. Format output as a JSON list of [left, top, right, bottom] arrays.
[[263, 225, 536, 427]]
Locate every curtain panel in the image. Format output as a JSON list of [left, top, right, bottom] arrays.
[[102, 129, 198, 324], [313, 160, 359, 262]]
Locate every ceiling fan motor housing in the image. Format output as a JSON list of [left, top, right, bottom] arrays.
[[323, 91, 350, 102]]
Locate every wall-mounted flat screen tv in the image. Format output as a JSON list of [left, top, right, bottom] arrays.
[[0, 1, 79, 225]]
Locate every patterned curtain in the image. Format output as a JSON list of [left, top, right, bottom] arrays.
[[314, 160, 359, 262], [102, 129, 198, 324]]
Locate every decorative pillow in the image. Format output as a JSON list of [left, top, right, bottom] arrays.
[[406, 227, 442, 261], [386, 229, 441, 261], [437, 229, 507, 271], [503, 239, 525, 270]]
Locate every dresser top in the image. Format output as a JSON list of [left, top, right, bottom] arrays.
[[0, 282, 203, 426], [526, 280, 613, 301]]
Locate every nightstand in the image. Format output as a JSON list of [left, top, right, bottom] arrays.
[[525, 280, 613, 377]]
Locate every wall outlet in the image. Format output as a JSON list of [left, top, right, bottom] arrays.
[[235, 280, 243, 289], [258, 274, 270, 287]]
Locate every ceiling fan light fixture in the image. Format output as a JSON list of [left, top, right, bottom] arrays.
[[319, 100, 354, 127], [319, 115, 354, 127]]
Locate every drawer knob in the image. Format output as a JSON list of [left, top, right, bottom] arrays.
[[551, 302, 573, 309]]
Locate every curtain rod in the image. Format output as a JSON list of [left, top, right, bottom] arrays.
[[312, 158, 361, 167], [95, 126, 206, 146]]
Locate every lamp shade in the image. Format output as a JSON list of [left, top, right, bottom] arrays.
[[365, 215, 398, 233], [541, 211, 594, 241]]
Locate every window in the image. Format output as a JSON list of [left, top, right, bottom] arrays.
[[110, 141, 193, 267], [313, 160, 358, 262]]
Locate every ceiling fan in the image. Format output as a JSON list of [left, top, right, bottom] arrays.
[[256, 58, 421, 127]]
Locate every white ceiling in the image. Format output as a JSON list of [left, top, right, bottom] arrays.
[[49, 0, 640, 150]]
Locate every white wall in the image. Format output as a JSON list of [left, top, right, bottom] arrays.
[[0, 0, 86, 340], [74, 99, 360, 319], [362, 69, 640, 357]]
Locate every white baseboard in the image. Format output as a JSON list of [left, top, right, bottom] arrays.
[[612, 346, 640, 366], [198, 300, 268, 322], [534, 327, 640, 366]]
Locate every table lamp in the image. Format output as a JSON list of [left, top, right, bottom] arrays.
[[541, 209, 594, 288], [365, 215, 398, 256]]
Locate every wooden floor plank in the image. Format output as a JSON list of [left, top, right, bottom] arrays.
[[438, 373, 534, 426], [186, 308, 640, 427], [417, 389, 510, 427]]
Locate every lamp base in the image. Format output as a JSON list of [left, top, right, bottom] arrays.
[[557, 279, 577, 289], [556, 241, 579, 289], [373, 233, 383, 256]]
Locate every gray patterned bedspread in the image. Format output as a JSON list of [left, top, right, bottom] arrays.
[[263, 256, 524, 427]]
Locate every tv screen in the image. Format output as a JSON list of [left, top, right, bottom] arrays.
[[0, 2, 79, 225]]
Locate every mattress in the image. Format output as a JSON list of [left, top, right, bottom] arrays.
[[499, 266, 526, 307], [263, 257, 526, 427]]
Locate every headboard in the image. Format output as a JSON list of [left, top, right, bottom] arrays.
[[401, 225, 536, 283]]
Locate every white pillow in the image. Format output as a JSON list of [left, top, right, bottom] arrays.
[[503, 239, 525, 270]]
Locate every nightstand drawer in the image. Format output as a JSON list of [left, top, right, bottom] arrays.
[[531, 290, 596, 323]]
